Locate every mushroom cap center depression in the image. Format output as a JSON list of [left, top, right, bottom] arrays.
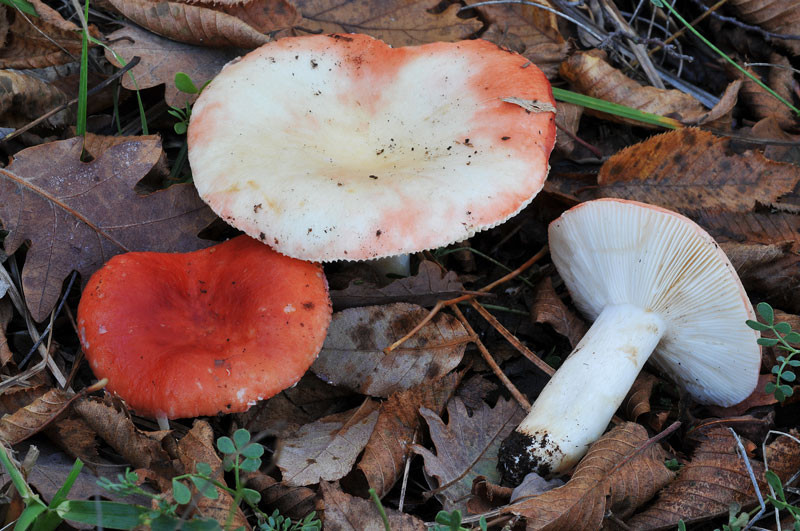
[[188, 36, 556, 261]]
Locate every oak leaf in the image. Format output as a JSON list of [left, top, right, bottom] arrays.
[[0, 388, 73, 444], [356, 370, 462, 498], [107, 0, 298, 48], [0, 137, 216, 322], [320, 481, 425, 530], [530, 276, 587, 348], [105, 24, 238, 107], [294, 0, 481, 47], [0, 70, 70, 129], [503, 422, 675, 530], [276, 399, 379, 486], [412, 397, 525, 512], [627, 427, 764, 529], [329, 260, 463, 310], [312, 302, 469, 397]]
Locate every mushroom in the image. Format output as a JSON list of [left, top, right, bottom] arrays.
[[77, 236, 332, 425], [187, 34, 556, 267], [498, 199, 761, 483]]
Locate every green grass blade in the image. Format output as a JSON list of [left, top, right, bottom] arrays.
[[56, 500, 148, 529], [552, 87, 682, 129], [2, 0, 37, 16], [75, 0, 90, 136]]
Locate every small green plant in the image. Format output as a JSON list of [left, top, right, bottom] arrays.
[[664, 458, 683, 472], [432, 509, 488, 531], [168, 72, 210, 134], [0, 0, 36, 16], [746, 302, 800, 402], [259, 509, 321, 531], [765, 469, 800, 530]]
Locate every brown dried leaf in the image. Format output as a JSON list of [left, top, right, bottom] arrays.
[[559, 51, 736, 127], [0, 297, 12, 367], [467, 0, 567, 79], [243, 471, 317, 520], [45, 416, 100, 465], [0, 1, 98, 68], [0, 137, 216, 322], [622, 372, 660, 422], [765, 429, 800, 483], [738, 53, 797, 129], [592, 128, 800, 215], [104, 25, 238, 108], [294, 0, 481, 47], [412, 397, 525, 512], [698, 211, 800, 251], [455, 374, 498, 412], [330, 260, 463, 310], [530, 276, 587, 348], [0, 70, 70, 129], [178, 420, 249, 529], [107, 0, 297, 48], [553, 101, 583, 156], [749, 116, 800, 165], [726, 251, 800, 313], [277, 399, 379, 486], [729, 0, 800, 55], [72, 397, 173, 475], [467, 475, 513, 513], [320, 481, 425, 530], [312, 302, 468, 397], [627, 427, 763, 530], [0, 386, 49, 416], [504, 423, 675, 530], [356, 370, 463, 498], [0, 388, 73, 444], [705, 374, 778, 417]]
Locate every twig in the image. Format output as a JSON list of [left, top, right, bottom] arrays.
[[688, 0, 800, 41], [19, 271, 77, 368], [606, 421, 681, 476], [601, 0, 664, 88], [452, 306, 530, 410], [645, 0, 729, 58], [2, 57, 140, 143], [398, 430, 416, 513], [554, 121, 604, 159], [729, 428, 766, 530]]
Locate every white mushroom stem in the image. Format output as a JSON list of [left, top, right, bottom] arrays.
[[503, 303, 665, 478], [156, 412, 170, 431], [371, 254, 411, 278]]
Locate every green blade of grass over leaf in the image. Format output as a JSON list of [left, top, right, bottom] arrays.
[[551, 87, 682, 129]]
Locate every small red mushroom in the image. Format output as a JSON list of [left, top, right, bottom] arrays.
[[77, 236, 332, 422]]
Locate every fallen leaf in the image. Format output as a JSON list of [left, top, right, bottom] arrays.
[[0, 386, 49, 416], [294, 0, 481, 47], [329, 260, 463, 310], [503, 423, 675, 530], [455, 374, 498, 412], [530, 276, 587, 348], [467, 475, 513, 513], [698, 210, 800, 250], [705, 374, 778, 417], [559, 51, 735, 127], [356, 370, 463, 498], [104, 24, 239, 107], [0, 297, 12, 367], [553, 101, 583, 156], [277, 399, 379, 486], [627, 427, 763, 530], [591, 128, 800, 214], [765, 429, 800, 483], [72, 397, 173, 476], [510, 473, 563, 501], [0, 388, 73, 445], [749, 116, 800, 165], [45, 417, 100, 465], [622, 372, 660, 422], [412, 397, 525, 512], [0, 137, 216, 321], [729, 0, 800, 55], [107, 0, 297, 48], [243, 471, 317, 520], [281, 373, 357, 419], [738, 53, 796, 129], [0, 70, 70, 129], [177, 420, 249, 529], [320, 481, 425, 530], [312, 302, 469, 397], [467, 0, 567, 79]]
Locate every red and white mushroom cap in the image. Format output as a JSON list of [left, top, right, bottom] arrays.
[[549, 198, 760, 405], [77, 236, 332, 419], [188, 34, 556, 261]]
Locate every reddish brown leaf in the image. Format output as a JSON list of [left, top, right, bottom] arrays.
[[0, 388, 73, 445], [46, 417, 100, 465], [412, 397, 524, 512], [0, 297, 12, 367], [622, 372, 660, 422], [72, 397, 173, 475], [705, 374, 778, 417], [530, 276, 587, 348], [553, 101, 583, 156], [313, 303, 468, 397], [467, 475, 513, 513], [107, 0, 297, 48], [738, 53, 796, 129], [765, 429, 800, 483], [277, 399, 379, 486], [0, 386, 49, 416], [592, 128, 800, 214], [329, 260, 463, 310], [0, 137, 216, 321], [356, 371, 462, 498], [466, 0, 567, 79], [294, 0, 481, 47], [243, 471, 317, 521], [503, 423, 675, 530], [0, 70, 70, 128], [104, 24, 238, 108], [178, 420, 249, 529], [729, 0, 800, 55], [320, 481, 425, 530], [627, 427, 764, 530]]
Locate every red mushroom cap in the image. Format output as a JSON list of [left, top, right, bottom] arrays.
[[77, 236, 332, 419], [188, 34, 556, 261]]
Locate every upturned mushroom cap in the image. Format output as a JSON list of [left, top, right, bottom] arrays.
[[548, 199, 760, 406], [188, 34, 556, 261], [77, 236, 332, 419]]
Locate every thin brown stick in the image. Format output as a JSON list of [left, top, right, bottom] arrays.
[[383, 245, 548, 354], [554, 121, 604, 159], [452, 306, 530, 410], [469, 299, 554, 377], [607, 420, 681, 476]]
